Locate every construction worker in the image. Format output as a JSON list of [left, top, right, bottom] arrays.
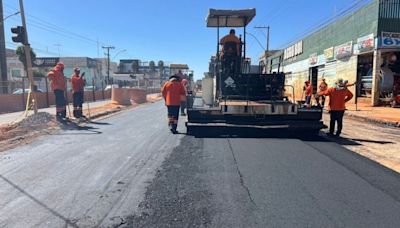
[[319, 78, 353, 137], [47, 62, 67, 121], [161, 75, 186, 134], [220, 29, 241, 57], [304, 80, 313, 108], [316, 78, 328, 107], [71, 67, 86, 119], [180, 79, 189, 116]]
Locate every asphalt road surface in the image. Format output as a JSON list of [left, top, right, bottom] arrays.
[[1, 101, 400, 228]]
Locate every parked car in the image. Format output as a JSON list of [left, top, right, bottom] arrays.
[[104, 84, 118, 91], [361, 68, 373, 94], [84, 86, 95, 91], [12, 88, 43, 94]]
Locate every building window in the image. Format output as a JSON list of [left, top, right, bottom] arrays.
[[11, 69, 21, 78]]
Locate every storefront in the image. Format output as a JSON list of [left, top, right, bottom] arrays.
[[263, 0, 400, 107]]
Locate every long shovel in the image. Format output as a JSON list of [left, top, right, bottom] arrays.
[[65, 90, 72, 118]]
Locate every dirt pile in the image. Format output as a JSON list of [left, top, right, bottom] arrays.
[[0, 112, 59, 152]]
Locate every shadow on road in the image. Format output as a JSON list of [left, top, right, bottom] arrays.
[[347, 138, 394, 144], [186, 127, 370, 146], [56, 122, 103, 134], [87, 121, 111, 126], [187, 127, 330, 141], [0, 174, 78, 228]]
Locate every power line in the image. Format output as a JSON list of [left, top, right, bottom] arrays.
[[276, 0, 371, 49], [3, 2, 107, 47]]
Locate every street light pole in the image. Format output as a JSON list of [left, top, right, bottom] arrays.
[[254, 25, 270, 54], [1, 7, 22, 94], [0, 0, 8, 93]]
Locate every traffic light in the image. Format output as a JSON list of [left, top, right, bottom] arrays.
[[11, 26, 27, 44]]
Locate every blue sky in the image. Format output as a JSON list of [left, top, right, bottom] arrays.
[[3, 0, 365, 79]]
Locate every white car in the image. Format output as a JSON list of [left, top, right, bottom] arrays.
[[104, 84, 118, 91], [84, 86, 95, 91], [12, 88, 43, 94]]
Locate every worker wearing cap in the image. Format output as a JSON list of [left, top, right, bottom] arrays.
[[316, 78, 328, 107], [304, 80, 313, 108], [319, 78, 353, 137], [71, 67, 86, 119], [220, 29, 241, 57], [161, 75, 186, 134], [47, 62, 67, 121]]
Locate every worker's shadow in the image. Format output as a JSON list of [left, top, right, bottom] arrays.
[[329, 137, 393, 146], [58, 122, 102, 134], [86, 121, 111, 126]]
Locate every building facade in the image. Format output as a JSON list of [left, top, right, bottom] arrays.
[[263, 0, 400, 106]]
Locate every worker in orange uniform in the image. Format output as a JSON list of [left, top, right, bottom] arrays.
[[304, 80, 313, 108], [316, 78, 328, 107], [71, 67, 86, 119], [319, 78, 353, 137], [47, 62, 67, 121], [180, 79, 189, 116], [161, 75, 186, 134], [220, 29, 241, 57]]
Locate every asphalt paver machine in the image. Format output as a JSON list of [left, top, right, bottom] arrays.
[[186, 8, 325, 134]]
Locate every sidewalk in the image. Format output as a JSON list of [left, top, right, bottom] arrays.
[[0, 100, 111, 126], [343, 102, 400, 127], [0, 93, 162, 126]]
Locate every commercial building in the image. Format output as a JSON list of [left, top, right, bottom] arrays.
[[262, 0, 400, 106]]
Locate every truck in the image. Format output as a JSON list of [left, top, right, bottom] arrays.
[[186, 8, 325, 135]]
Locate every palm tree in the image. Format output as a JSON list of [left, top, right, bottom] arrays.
[[158, 60, 164, 79], [149, 61, 156, 78], [131, 60, 140, 74]]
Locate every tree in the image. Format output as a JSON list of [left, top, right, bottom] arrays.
[[131, 60, 140, 74], [149, 60, 156, 77], [16, 46, 36, 71], [158, 60, 164, 79]]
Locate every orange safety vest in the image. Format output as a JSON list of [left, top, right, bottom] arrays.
[[320, 87, 353, 111], [161, 80, 186, 106], [71, 74, 85, 92], [47, 68, 66, 91]]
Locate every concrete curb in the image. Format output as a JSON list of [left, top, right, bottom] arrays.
[[323, 109, 400, 128], [344, 111, 400, 128], [88, 108, 123, 120]]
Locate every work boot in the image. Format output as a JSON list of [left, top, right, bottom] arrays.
[[171, 124, 178, 134]]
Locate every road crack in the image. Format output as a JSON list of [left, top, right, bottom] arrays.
[[226, 139, 257, 206]]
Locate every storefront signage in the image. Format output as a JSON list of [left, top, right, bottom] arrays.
[[381, 32, 400, 48], [309, 53, 318, 65], [335, 41, 353, 60], [33, 57, 60, 67], [324, 47, 334, 61], [284, 41, 303, 60], [356, 33, 374, 53]]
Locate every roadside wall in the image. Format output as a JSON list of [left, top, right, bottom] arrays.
[[0, 90, 111, 113]]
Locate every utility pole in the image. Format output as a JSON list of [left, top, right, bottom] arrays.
[[0, 0, 8, 93], [102, 46, 114, 85], [19, 0, 37, 113], [54, 43, 62, 57], [254, 25, 270, 55]]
